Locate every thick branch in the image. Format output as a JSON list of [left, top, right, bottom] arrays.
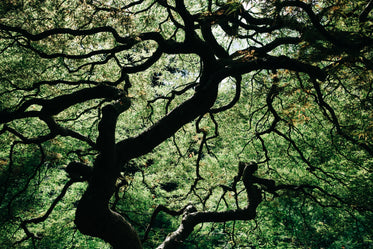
[[116, 69, 221, 164], [74, 98, 142, 249], [210, 75, 241, 113], [0, 85, 124, 123]]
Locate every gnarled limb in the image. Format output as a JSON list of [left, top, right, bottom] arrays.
[[74, 98, 142, 248], [157, 162, 262, 249]]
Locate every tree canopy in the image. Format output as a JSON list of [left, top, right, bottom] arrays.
[[0, 0, 372, 248]]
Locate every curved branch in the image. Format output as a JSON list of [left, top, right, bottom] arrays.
[[123, 47, 163, 73], [175, 0, 197, 38], [200, 21, 229, 59], [227, 55, 327, 81], [210, 75, 241, 113], [20, 41, 130, 60], [143, 205, 185, 242], [157, 162, 262, 249], [278, 1, 372, 49], [0, 85, 125, 123], [115, 75, 220, 164], [311, 79, 373, 155], [18, 180, 74, 243], [0, 23, 128, 43]]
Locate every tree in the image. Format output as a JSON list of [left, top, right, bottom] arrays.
[[0, 0, 372, 248]]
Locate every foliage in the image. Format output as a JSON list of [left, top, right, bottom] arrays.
[[0, 0, 372, 248]]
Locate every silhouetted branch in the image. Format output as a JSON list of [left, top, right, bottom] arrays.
[[16, 180, 74, 244]]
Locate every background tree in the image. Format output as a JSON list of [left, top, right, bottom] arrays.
[[0, 0, 372, 248]]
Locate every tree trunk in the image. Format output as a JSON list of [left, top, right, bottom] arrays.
[[75, 189, 142, 249], [75, 102, 143, 249], [75, 158, 143, 249], [74, 68, 221, 248]]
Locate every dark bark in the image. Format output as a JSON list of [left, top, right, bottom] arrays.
[[3, 1, 368, 247], [72, 46, 328, 248], [75, 179, 142, 249], [74, 99, 143, 248], [0, 85, 124, 123], [116, 69, 221, 164]]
